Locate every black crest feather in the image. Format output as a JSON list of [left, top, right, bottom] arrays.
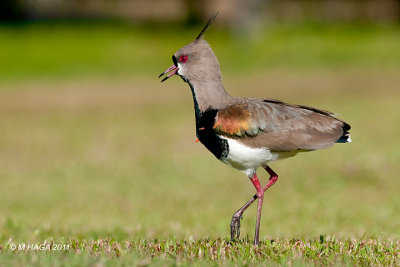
[[195, 12, 218, 40]]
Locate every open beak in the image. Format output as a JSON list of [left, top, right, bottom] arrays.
[[158, 64, 179, 82]]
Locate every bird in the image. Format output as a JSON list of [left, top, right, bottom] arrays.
[[159, 13, 351, 245]]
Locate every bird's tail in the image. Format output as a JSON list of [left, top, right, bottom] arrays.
[[336, 122, 351, 143]]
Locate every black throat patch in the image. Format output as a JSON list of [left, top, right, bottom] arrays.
[[195, 108, 229, 159], [186, 80, 229, 160]]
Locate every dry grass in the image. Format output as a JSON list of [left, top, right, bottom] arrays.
[[1, 237, 399, 265]]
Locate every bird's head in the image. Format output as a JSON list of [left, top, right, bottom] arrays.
[[159, 13, 221, 84]]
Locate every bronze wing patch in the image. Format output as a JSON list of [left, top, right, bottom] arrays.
[[213, 104, 262, 137]]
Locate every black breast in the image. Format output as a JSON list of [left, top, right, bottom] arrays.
[[196, 109, 229, 160]]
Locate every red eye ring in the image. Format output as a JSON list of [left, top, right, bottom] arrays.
[[179, 55, 188, 63]]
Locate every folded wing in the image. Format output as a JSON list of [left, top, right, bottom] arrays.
[[213, 98, 351, 151]]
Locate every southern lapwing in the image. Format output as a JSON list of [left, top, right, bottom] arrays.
[[159, 13, 351, 245]]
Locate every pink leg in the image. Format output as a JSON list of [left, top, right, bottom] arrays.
[[230, 195, 257, 240], [263, 165, 279, 192], [250, 174, 264, 245], [230, 166, 279, 245], [254, 166, 279, 245]]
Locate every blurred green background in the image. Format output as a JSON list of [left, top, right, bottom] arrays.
[[0, 0, 400, 243]]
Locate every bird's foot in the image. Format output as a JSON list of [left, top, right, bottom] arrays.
[[253, 238, 260, 246], [230, 212, 242, 241]]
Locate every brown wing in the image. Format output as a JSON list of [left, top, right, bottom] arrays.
[[213, 98, 350, 151]]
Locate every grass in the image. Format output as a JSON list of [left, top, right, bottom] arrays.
[[0, 21, 400, 265], [1, 237, 399, 265]]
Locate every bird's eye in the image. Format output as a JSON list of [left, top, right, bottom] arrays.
[[180, 55, 188, 63]]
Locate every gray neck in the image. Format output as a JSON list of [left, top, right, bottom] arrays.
[[187, 79, 231, 113]]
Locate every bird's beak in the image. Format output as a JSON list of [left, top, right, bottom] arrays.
[[158, 64, 179, 82]]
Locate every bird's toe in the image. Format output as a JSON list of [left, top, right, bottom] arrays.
[[230, 212, 243, 240]]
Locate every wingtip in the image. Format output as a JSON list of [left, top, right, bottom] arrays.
[[336, 134, 352, 143]]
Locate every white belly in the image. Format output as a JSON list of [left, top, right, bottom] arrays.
[[219, 137, 279, 176]]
